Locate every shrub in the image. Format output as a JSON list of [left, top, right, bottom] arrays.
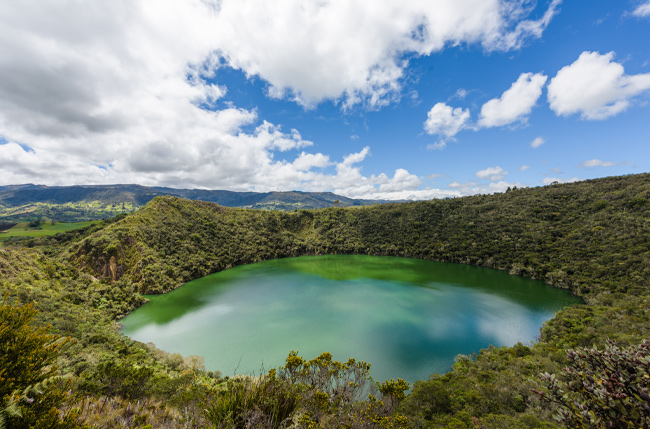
[[0, 296, 78, 428], [203, 376, 300, 428], [534, 339, 650, 428]]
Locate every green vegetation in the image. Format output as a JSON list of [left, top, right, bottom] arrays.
[[0, 184, 377, 223], [0, 297, 78, 428], [534, 340, 650, 428], [0, 220, 98, 240], [203, 352, 409, 428], [0, 172, 649, 427], [0, 201, 136, 223]]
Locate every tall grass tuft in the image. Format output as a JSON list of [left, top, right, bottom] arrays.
[[203, 376, 300, 428]]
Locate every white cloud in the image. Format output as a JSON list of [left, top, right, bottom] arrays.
[[0, 142, 111, 185], [478, 72, 548, 128], [547, 51, 650, 119], [427, 141, 448, 151], [360, 188, 461, 201], [454, 89, 469, 99], [520, 165, 530, 171], [449, 180, 524, 195], [490, 0, 562, 50], [424, 103, 471, 138], [377, 169, 423, 192], [542, 177, 580, 185], [292, 152, 331, 171], [530, 137, 545, 148], [211, 0, 561, 108], [486, 181, 520, 193], [0, 0, 563, 200], [476, 166, 508, 181], [299, 147, 455, 200], [578, 159, 629, 168], [632, 1, 650, 17]]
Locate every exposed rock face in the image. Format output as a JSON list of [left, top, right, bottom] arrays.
[[109, 256, 118, 281], [72, 251, 125, 282]]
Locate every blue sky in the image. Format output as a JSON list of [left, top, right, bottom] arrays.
[[0, 0, 649, 199]]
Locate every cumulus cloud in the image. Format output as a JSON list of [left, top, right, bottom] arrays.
[[0, 0, 564, 200], [212, 0, 561, 108], [530, 137, 545, 148], [520, 165, 530, 171], [449, 180, 523, 195], [292, 152, 331, 171], [428, 71, 548, 144], [632, 1, 650, 17], [295, 147, 457, 200], [542, 177, 580, 185], [424, 103, 471, 138], [578, 159, 629, 168], [476, 166, 508, 182], [547, 51, 650, 120], [361, 188, 461, 201], [0, 142, 111, 185], [478, 72, 548, 127]]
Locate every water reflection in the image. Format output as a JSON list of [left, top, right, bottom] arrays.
[[121, 255, 581, 383]]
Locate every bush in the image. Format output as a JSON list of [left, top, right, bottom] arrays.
[[534, 339, 650, 428], [0, 296, 78, 428], [203, 351, 411, 428], [203, 376, 300, 428]]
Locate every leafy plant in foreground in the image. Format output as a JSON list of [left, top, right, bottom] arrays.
[[203, 351, 411, 428], [0, 296, 78, 428], [279, 351, 410, 428], [203, 376, 300, 428], [534, 339, 650, 428]]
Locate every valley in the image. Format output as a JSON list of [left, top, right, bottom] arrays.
[[0, 184, 383, 223], [1, 173, 649, 428]]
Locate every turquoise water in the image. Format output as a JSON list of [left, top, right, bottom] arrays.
[[120, 255, 581, 383]]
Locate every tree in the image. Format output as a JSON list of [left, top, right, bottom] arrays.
[[0, 297, 78, 428]]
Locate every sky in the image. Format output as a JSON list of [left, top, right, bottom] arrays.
[[1, 0, 649, 200]]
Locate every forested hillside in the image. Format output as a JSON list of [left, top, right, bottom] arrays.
[[70, 173, 649, 304], [2, 173, 650, 428], [0, 184, 378, 222]]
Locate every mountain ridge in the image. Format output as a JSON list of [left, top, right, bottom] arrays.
[[0, 183, 387, 221]]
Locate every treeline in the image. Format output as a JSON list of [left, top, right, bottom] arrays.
[[1, 173, 650, 428]]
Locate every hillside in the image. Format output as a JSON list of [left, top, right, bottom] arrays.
[[2, 173, 650, 428], [69, 173, 649, 304], [0, 184, 382, 222]]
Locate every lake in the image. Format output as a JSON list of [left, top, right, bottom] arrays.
[[120, 255, 581, 383]]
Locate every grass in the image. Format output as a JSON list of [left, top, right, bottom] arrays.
[[0, 201, 136, 223], [0, 220, 99, 239]]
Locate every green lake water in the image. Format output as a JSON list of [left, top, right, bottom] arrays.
[[120, 255, 582, 383]]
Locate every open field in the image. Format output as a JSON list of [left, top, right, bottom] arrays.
[[0, 201, 135, 223], [0, 220, 99, 239]]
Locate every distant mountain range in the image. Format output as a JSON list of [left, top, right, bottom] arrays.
[[0, 184, 386, 222]]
